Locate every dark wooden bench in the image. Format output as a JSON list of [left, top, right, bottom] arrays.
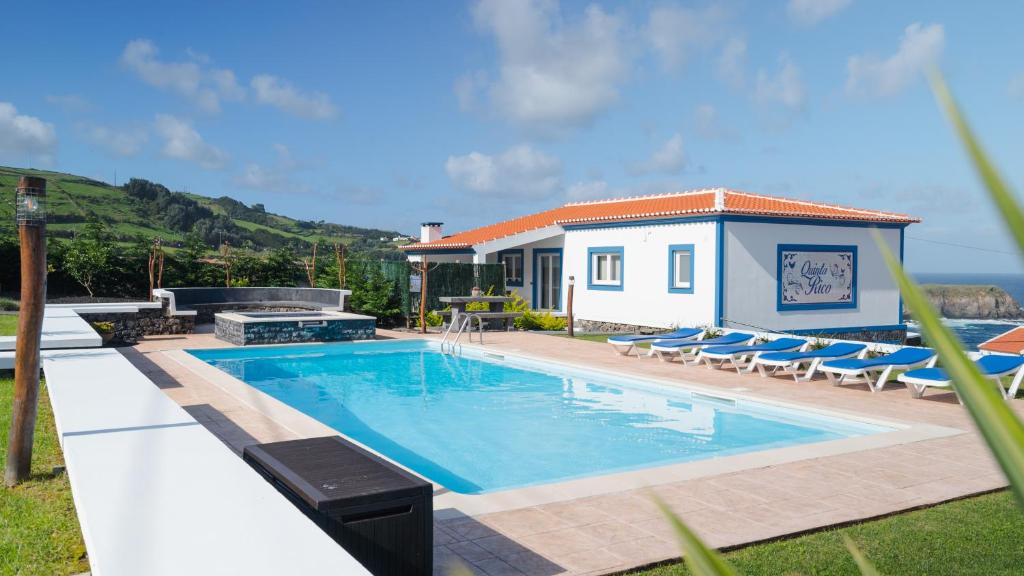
[[435, 310, 524, 331]]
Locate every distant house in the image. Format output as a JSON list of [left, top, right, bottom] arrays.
[[401, 189, 919, 343]]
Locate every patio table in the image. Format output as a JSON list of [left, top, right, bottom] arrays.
[[439, 296, 516, 330]]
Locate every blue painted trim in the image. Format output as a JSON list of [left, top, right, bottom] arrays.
[[497, 248, 524, 287], [403, 248, 475, 256], [586, 246, 624, 291], [667, 244, 695, 294], [562, 213, 911, 231], [715, 221, 724, 327], [777, 244, 858, 311], [532, 247, 563, 310], [898, 227, 905, 324], [785, 324, 908, 335]]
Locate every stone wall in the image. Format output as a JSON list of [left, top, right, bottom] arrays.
[[191, 304, 316, 324], [215, 316, 376, 346], [78, 305, 195, 346], [576, 319, 906, 344]]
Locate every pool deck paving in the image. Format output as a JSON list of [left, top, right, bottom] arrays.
[[125, 329, 1017, 576]]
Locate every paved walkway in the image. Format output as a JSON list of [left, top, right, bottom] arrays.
[[126, 330, 1015, 576]]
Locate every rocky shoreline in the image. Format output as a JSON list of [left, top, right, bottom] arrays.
[[908, 284, 1024, 320]]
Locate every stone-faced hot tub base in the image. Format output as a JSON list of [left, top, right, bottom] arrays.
[[214, 311, 376, 346]]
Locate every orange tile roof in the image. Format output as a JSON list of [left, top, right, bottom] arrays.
[[402, 188, 919, 251], [979, 326, 1024, 355]]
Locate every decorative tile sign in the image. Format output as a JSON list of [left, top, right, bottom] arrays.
[[777, 244, 857, 310]]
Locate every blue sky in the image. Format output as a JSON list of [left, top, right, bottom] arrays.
[[2, 0, 1022, 273]]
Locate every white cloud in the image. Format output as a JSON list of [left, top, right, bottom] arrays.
[[153, 114, 228, 169], [716, 37, 747, 88], [45, 94, 93, 113], [454, 71, 488, 112], [79, 123, 148, 157], [566, 179, 610, 201], [250, 75, 338, 120], [846, 23, 944, 97], [1011, 73, 1024, 100], [445, 145, 562, 199], [787, 0, 852, 26], [630, 133, 686, 175], [0, 102, 57, 162], [121, 39, 244, 113], [468, 0, 628, 130], [755, 54, 805, 109], [234, 144, 303, 193], [646, 3, 730, 70], [694, 104, 734, 140]]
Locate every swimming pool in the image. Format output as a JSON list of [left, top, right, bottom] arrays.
[[189, 340, 890, 494]]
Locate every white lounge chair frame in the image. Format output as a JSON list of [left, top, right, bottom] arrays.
[[754, 346, 868, 382], [822, 351, 937, 392], [700, 341, 809, 374], [614, 331, 705, 359], [651, 335, 738, 365], [898, 353, 1024, 403]]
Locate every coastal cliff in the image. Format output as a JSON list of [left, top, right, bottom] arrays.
[[906, 285, 1024, 319]]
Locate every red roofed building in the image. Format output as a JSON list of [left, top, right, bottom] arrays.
[[979, 327, 1024, 355], [402, 188, 919, 342]]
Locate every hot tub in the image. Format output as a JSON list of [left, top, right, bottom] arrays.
[[214, 311, 376, 346]]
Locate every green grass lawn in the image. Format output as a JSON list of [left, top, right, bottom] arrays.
[[0, 375, 89, 575], [0, 316, 17, 336], [565, 332, 653, 349], [630, 491, 1023, 575]]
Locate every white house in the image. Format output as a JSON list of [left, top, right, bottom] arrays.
[[402, 188, 918, 343]]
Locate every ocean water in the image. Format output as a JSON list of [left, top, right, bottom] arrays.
[[912, 273, 1024, 350], [190, 340, 886, 494]]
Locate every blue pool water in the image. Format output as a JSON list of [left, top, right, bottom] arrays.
[[190, 340, 889, 494]]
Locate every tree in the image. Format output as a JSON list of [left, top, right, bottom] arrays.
[[348, 263, 402, 326], [62, 220, 113, 298]]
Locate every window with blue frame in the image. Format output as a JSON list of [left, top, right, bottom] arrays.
[[498, 249, 524, 287], [587, 246, 624, 291], [668, 244, 694, 294]]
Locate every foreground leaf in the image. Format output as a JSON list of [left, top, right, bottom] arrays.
[[655, 498, 738, 576], [929, 71, 1024, 258], [843, 535, 882, 576], [875, 231, 1024, 508]]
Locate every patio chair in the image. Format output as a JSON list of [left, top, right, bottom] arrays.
[[700, 338, 808, 374], [752, 342, 868, 381], [897, 353, 1024, 402], [607, 327, 703, 357], [818, 347, 936, 392], [650, 332, 755, 363]]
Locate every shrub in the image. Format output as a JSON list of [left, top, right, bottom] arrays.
[[0, 298, 18, 311], [500, 291, 568, 331], [90, 321, 115, 334]]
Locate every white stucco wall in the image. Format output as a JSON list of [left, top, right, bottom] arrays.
[[563, 221, 718, 328], [723, 221, 903, 332]]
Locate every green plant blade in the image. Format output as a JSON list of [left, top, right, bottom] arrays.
[[843, 535, 882, 576], [929, 71, 1024, 258], [875, 231, 1024, 508], [654, 497, 738, 576]]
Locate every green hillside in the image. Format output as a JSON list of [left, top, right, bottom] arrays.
[[0, 166, 411, 257]]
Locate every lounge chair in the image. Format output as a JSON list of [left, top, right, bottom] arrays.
[[650, 332, 755, 363], [897, 354, 1024, 402], [818, 347, 936, 392], [607, 327, 703, 357], [752, 342, 868, 381], [700, 338, 808, 374]]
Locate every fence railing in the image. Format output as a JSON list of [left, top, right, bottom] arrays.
[[345, 260, 506, 320]]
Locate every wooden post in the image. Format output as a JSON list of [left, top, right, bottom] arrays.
[[418, 256, 429, 334], [6, 176, 47, 487], [567, 275, 575, 338]]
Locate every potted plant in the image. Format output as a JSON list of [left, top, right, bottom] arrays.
[[91, 321, 116, 345]]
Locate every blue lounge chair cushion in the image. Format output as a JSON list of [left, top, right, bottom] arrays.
[[653, 332, 753, 349], [608, 328, 701, 344], [702, 338, 807, 356], [822, 347, 934, 371], [902, 354, 1024, 383], [758, 342, 866, 363]]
